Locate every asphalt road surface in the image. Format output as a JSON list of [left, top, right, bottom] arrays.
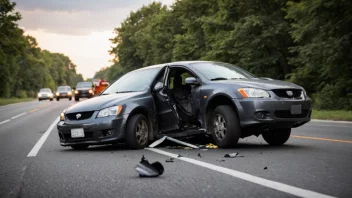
[[0, 100, 351, 198]]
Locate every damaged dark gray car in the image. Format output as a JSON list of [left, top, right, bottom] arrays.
[[57, 61, 311, 149]]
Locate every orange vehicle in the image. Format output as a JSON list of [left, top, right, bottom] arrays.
[[93, 79, 110, 95]]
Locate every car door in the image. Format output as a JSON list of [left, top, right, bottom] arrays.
[[152, 66, 180, 132]]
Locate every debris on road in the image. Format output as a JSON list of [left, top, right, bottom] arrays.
[[224, 153, 238, 158], [205, 143, 218, 149], [149, 136, 199, 149], [135, 156, 164, 177], [165, 158, 175, 163], [198, 153, 202, 158], [264, 167, 268, 170], [216, 159, 225, 162]]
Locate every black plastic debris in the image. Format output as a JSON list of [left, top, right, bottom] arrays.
[[224, 153, 238, 158], [264, 167, 268, 170], [165, 158, 175, 163], [216, 159, 226, 162], [198, 153, 202, 158], [135, 156, 164, 177]]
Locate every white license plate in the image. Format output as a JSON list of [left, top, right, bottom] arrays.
[[71, 128, 84, 138], [290, 105, 302, 115]]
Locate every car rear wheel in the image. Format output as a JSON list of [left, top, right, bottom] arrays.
[[75, 97, 79, 101], [126, 114, 149, 149], [56, 98, 60, 101], [69, 97, 72, 101], [50, 99, 53, 101], [210, 105, 241, 148], [38, 99, 41, 101], [262, 128, 291, 146], [70, 145, 89, 150]]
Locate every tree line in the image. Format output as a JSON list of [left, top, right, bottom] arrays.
[[95, 0, 352, 110], [0, 0, 83, 98]]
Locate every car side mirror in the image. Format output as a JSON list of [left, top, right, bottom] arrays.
[[185, 77, 199, 85], [153, 82, 163, 92]]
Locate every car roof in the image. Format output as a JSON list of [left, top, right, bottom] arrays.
[[134, 61, 214, 71]]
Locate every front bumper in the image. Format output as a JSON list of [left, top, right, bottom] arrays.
[[57, 113, 128, 146], [234, 98, 312, 129], [57, 93, 72, 98], [38, 96, 53, 100]]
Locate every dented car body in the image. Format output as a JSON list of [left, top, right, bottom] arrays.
[[57, 61, 311, 149]]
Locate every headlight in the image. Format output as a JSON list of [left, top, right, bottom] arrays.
[[89, 89, 93, 94], [48, 93, 53, 97], [56, 92, 59, 96], [238, 88, 270, 98], [97, 106, 123, 118], [68, 91, 72, 95], [37, 93, 41, 97], [75, 90, 78, 94], [300, 88, 306, 100], [60, 108, 67, 121]]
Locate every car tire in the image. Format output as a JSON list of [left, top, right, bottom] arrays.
[[56, 98, 60, 101], [70, 145, 89, 150], [50, 98, 53, 101], [210, 105, 241, 148], [75, 97, 79, 101], [126, 114, 149, 149], [38, 99, 41, 101], [69, 97, 72, 101], [262, 128, 291, 146]]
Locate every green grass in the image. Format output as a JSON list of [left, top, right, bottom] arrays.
[[312, 109, 352, 121], [0, 98, 35, 106]]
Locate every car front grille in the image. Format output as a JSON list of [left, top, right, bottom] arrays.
[[62, 132, 93, 142], [272, 89, 302, 99], [274, 110, 310, 118], [78, 90, 89, 94], [66, 111, 95, 120]]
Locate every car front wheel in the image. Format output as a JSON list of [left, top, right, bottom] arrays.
[[75, 97, 79, 101], [56, 98, 60, 101], [126, 114, 149, 149], [210, 105, 241, 148], [262, 128, 291, 146], [70, 145, 89, 150]]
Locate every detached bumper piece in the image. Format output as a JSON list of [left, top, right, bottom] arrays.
[[135, 156, 164, 177]]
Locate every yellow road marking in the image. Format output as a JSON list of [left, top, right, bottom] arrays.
[[292, 135, 352, 144], [29, 108, 40, 113]]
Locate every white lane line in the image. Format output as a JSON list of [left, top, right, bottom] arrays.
[[305, 124, 352, 128], [27, 117, 59, 157], [146, 148, 335, 198], [311, 119, 352, 124], [11, 112, 27, 119], [0, 119, 10, 125]]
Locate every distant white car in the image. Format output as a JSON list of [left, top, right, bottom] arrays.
[[38, 88, 54, 101]]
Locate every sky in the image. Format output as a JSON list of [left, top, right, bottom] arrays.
[[14, 0, 174, 79]]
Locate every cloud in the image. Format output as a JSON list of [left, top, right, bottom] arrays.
[[14, 0, 150, 11], [15, 0, 174, 35]]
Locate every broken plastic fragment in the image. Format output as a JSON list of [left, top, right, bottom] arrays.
[[198, 153, 202, 158], [165, 158, 174, 163], [135, 156, 164, 177], [264, 167, 268, 170], [224, 153, 238, 158], [149, 136, 199, 149], [205, 143, 218, 149]]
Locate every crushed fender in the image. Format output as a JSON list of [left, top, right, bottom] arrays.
[[135, 156, 164, 177], [149, 136, 199, 149]]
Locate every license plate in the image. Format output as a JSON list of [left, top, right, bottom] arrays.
[[290, 104, 302, 115], [71, 128, 84, 138]]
